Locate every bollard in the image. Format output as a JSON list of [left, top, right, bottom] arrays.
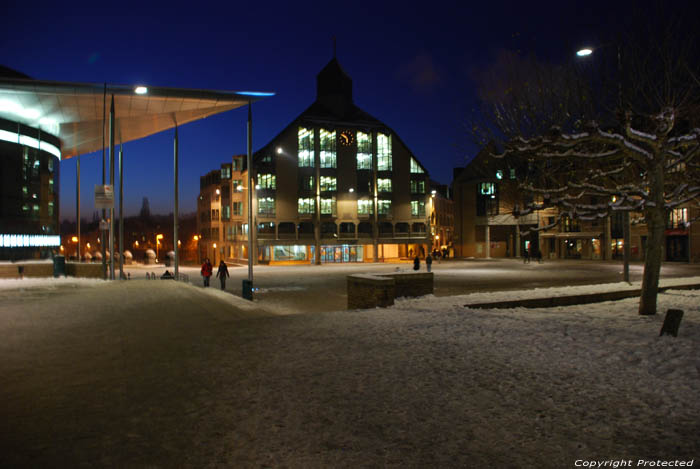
[[659, 309, 684, 337]]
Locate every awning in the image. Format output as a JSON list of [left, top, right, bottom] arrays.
[[540, 232, 603, 239], [0, 77, 274, 159]]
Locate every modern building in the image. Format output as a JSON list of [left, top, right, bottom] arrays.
[[453, 147, 700, 262], [0, 68, 61, 259], [197, 58, 433, 265]]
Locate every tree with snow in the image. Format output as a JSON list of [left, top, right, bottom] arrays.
[[468, 23, 700, 315]]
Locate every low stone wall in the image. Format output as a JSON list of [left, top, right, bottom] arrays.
[[0, 263, 53, 278], [347, 272, 433, 309], [347, 274, 395, 309], [66, 263, 104, 278]]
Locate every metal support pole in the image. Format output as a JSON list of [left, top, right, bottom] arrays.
[[174, 124, 179, 280], [119, 140, 124, 279], [623, 211, 631, 283], [109, 94, 115, 280], [246, 102, 254, 285], [101, 84, 107, 280], [76, 156, 80, 260]]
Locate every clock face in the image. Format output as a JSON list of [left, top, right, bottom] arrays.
[[339, 131, 355, 146]]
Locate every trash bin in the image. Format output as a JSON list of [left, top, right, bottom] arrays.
[[53, 255, 66, 278], [242, 279, 253, 301]]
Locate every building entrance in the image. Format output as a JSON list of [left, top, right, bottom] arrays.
[[320, 245, 363, 263]]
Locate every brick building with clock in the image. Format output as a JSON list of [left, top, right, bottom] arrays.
[[197, 57, 433, 265]]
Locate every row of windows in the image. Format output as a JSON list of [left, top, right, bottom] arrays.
[[253, 175, 424, 194], [248, 198, 427, 217]]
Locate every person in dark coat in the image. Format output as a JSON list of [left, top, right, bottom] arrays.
[[413, 255, 420, 271], [216, 260, 229, 290], [201, 258, 213, 287], [426, 254, 433, 272]]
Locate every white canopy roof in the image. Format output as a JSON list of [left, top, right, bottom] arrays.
[[0, 77, 274, 159]]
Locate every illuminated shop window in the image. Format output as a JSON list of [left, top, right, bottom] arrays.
[[411, 200, 425, 217], [321, 196, 337, 215], [357, 131, 372, 169], [377, 178, 392, 192], [378, 199, 391, 215], [377, 133, 392, 171], [320, 129, 336, 168], [298, 127, 314, 167], [298, 197, 315, 214], [410, 157, 424, 174], [258, 197, 276, 216], [258, 173, 276, 189], [357, 199, 373, 215], [320, 176, 337, 191], [668, 208, 688, 229]]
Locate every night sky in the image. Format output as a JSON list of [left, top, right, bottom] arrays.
[[2, 0, 690, 220]]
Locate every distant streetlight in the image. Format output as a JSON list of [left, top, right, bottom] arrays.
[[576, 48, 593, 57], [276, 147, 283, 154], [134, 86, 148, 95], [71, 236, 78, 242], [349, 188, 354, 193], [156, 233, 163, 260], [215, 188, 220, 195]]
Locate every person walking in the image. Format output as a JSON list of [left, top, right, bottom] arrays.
[[426, 254, 433, 272], [201, 258, 212, 287], [413, 254, 420, 271], [216, 260, 229, 290]]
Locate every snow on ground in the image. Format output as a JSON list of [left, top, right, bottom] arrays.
[[0, 276, 698, 466], [0, 276, 105, 291]]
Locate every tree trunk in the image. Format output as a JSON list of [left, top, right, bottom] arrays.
[[638, 163, 666, 316]]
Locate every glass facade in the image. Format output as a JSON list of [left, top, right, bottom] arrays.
[[357, 199, 373, 215], [298, 127, 314, 167], [377, 178, 392, 192], [410, 157, 424, 173], [321, 196, 337, 215], [378, 199, 391, 215], [258, 197, 275, 216], [357, 131, 372, 169], [377, 133, 392, 171], [298, 197, 315, 214], [320, 129, 336, 168], [411, 200, 426, 217], [320, 176, 336, 191], [258, 173, 276, 189]]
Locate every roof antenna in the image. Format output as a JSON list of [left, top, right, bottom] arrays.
[[332, 36, 336, 58]]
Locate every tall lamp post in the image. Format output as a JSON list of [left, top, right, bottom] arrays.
[[576, 44, 631, 283]]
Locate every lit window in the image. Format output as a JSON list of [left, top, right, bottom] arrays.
[[357, 199, 373, 215], [410, 157, 424, 174], [496, 170, 503, 180], [480, 183, 495, 195], [377, 178, 392, 192], [320, 129, 336, 168], [258, 174, 276, 189], [411, 200, 425, 217], [298, 127, 314, 167], [410, 180, 425, 194], [357, 132, 372, 170], [321, 196, 337, 215], [378, 199, 391, 215], [49, 178, 54, 194], [48, 201, 54, 216], [377, 133, 392, 171], [233, 180, 242, 191], [232, 202, 243, 215], [222, 205, 231, 220], [258, 197, 275, 216], [298, 197, 315, 214], [320, 176, 337, 191], [510, 168, 516, 179], [220, 167, 231, 179]]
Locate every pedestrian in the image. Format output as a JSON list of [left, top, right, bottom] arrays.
[[413, 255, 420, 271], [426, 254, 433, 272], [523, 247, 530, 264], [201, 258, 212, 287], [216, 260, 229, 290], [442, 247, 448, 259]]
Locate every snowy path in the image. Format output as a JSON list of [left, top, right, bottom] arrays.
[[0, 279, 698, 467]]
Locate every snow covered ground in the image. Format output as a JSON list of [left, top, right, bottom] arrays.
[[0, 277, 698, 467]]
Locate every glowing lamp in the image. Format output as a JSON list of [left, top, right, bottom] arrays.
[[134, 86, 148, 94], [576, 48, 593, 57]]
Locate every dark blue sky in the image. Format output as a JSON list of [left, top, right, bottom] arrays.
[[3, 0, 678, 220]]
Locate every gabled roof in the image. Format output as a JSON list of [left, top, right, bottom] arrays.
[[0, 75, 274, 159]]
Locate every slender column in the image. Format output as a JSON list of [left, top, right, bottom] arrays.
[[515, 223, 520, 258], [101, 84, 107, 280], [314, 128, 321, 265], [109, 94, 115, 280], [119, 141, 124, 279], [623, 211, 631, 282], [174, 124, 179, 280], [485, 225, 491, 258], [372, 131, 378, 262], [246, 103, 254, 284], [76, 156, 80, 260], [605, 215, 612, 260]]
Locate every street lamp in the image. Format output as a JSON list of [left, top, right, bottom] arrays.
[[156, 233, 163, 261]]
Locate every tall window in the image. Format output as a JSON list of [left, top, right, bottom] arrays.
[[320, 176, 337, 191], [220, 166, 231, 179], [258, 197, 275, 216], [668, 208, 688, 229], [378, 200, 391, 215], [377, 178, 392, 192], [410, 157, 424, 174], [476, 183, 498, 216], [298, 127, 314, 167], [357, 131, 372, 169], [357, 199, 373, 215], [411, 200, 425, 217], [410, 179, 425, 194], [301, 175, 314, 190], [232, 201, 242, 215], [211, 209, 219, 221], [48, 201, 54, 217], [222, 205, 231, 220], [298, 197, 315, 214], [320, 129, 336, 168], [562, 216, 581, 232], [377, 133, 392, 171], [321, 196, 337, 215], [258, 173, 276, 189]]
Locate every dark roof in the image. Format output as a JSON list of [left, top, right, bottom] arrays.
[[0, 65, 31, 79]]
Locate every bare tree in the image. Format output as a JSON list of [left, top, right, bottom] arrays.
[[468, 23, 700, 315]]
